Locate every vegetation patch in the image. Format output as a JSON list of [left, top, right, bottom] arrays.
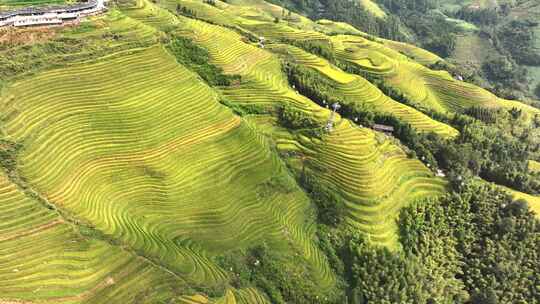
[[0, 139, 21, 175], [166, 36, 241, 86], [215, 244, 344, 304]]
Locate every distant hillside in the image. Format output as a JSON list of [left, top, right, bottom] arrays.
[[269, 0, 540, 103]]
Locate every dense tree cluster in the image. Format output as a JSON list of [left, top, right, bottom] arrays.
[[312, 182, 540, 304], [400, 183, 540, 303], [378, 0, 458, 56], [0, 139, 21, 175], [481, 55, 529, 97], [496, 20, 540, 66], [215, 242, 346, 304], [300, 172, 347, 227], [279, 104, 324, 137], [424, 118, 540, 194], [166, 36, 240, 86], [454, 6, 501, 26]]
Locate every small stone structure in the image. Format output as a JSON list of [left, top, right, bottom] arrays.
[[0, 0, 106, 28]]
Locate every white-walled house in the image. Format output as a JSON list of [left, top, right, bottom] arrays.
[[0, 0, 106, 28]]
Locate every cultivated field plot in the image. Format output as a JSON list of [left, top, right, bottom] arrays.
[[282, 45, 458, 138], [328, 33, 540, 117], [208, 1, 526, 118], [0, 41, 323, 294], [129, 0, 449, 249], [165, 2, 458, 137], [381, 38, 442, 66], [179, 288, 271, 304], [314, 19, 367, 36], [277, 120, 447, 248], [121, 1, 336, 289], [0, 171, 188, 303]]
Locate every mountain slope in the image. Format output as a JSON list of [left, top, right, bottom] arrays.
[[0, 0, 539, 302]]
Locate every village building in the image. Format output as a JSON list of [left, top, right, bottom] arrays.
[[0, 0, 106, 28], [372, 123, 394, 135]]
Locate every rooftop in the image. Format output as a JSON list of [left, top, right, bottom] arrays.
[[372, 124, 395, 132]]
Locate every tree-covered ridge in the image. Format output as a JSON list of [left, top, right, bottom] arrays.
[[305, 181, 540, 303], [400, 183, 540, 303]]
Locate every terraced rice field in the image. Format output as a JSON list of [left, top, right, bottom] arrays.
[[277, 120, 447, 248], [314, 19, 361, 33], [0, 171, 187, 303], [162, 0, 238, 27], [282, 45, 458, 137], [170, 1, 453, 132], [381, 39, 442, 66], [180, 288, 270, 304], [128, 0, 448, 249], [0, 36, 329, 295], [327, 33, 540, 117], [389, 61, 540, 117], [121, 2, 335, 289], [331, 35, 399, 75], [126, 0, 540, 121], [140, 0, 444, 247], [244, 20, 329, 42], [4, 0, 537, 300]]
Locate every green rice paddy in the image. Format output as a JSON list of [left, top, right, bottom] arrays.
[[1, 0, 539, 301]]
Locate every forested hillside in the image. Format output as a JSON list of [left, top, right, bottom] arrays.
[[0, 0, 539, 303], [270, 0, 540, 103]]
